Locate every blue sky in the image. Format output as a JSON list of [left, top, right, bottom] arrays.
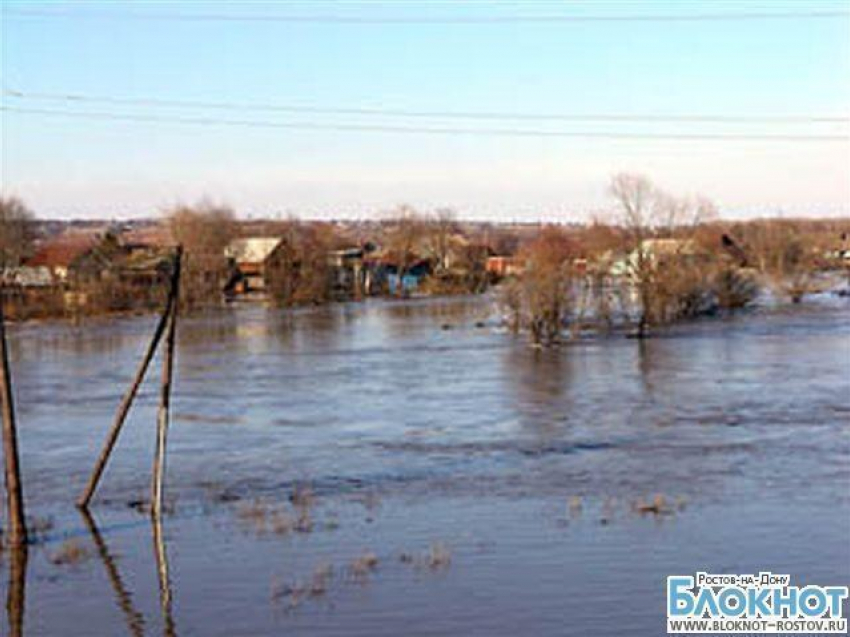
[[1, 0, 848, 220]]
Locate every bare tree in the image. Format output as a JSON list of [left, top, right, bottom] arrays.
[[266, 218, 338, 305], [738, 220, 819, 302], [609, 173, 717, 337], [0, 197, 35, 271], [383, 205, 426, 297], [426, 208, 459, 273], [165, 200, 235, 308], [504, 225, 578, 346]]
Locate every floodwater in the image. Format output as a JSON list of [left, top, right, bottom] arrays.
[[2, 295, 849, 636]]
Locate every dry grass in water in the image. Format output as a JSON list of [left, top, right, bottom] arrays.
[[237, 499, 271, 533], [349, 551, 379, 579], [426, 543, 452, 570], [269, 510, 294, 535], [562, 494, 687, 524], [290, 484, 314, 509], [271, 563, 335, 610], [51, 540, 92, 566], [309, 563, 333, 596], [634, 494, 673, 516], [294, 509, 314, 534], [29, 515, 55, 539], [236, 498, 314, 536], [599, 496, 618, 525], [397, 543, 452, 571]]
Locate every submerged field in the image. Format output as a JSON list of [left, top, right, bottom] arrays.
[[2, 295, 849, 635]]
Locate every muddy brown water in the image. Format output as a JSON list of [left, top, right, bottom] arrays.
[[2, 295, 849, 635]]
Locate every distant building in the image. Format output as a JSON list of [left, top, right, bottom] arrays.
[[386, 259, 432, 295], [225, 237, 286, 294], [610, 238, 700, 278], [10, 230, 173, 313], [486, 256, 523, 278], [327, 247, 366, 299], [2, 266, 54, 288], [825, 232, 850, 264], [24, 232, 112, 284]]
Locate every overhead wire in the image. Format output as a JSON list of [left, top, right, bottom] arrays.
[[3, 89, 848, 125], [3, 105, 847, 142]]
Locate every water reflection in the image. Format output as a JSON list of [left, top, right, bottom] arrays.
[[636, 339, 660, 401], [152, 511, 177, 637], [508, 347, 574, 439], [80, 510, 145, 637], [79, 509, 177, 636]]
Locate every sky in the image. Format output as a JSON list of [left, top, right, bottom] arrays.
[[0, 0, 849, 221]]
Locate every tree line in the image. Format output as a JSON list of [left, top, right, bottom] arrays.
[[1, 174, 848, 333]]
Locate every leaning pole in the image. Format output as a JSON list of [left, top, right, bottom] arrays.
[[0, 288, 28, 546]]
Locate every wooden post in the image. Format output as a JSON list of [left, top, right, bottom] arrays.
[[151, 248, 181, 519], [77, 248, 183, 509], [5, 544, 28, 637], [0, 289, 27, 546]]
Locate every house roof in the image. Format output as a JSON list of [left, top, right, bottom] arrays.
[[225, 237, 283, 264], [120, 225, 176, 249], [25, 233, 103, 268], [640, 238, 697, 255], [3, 266, 55, 287]]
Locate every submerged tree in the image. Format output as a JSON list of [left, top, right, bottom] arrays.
[[504, 225, 579, 347], [383, 205, 427, 297], [740, 220, 819, 303], [165, 200, 235, 308], [425, 207, 459, 273], [266, 218, 338, 305], [609, 173, 717, 337]]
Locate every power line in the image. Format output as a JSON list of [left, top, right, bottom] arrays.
[[3, 105, 848, 142], [4, 7, 849, 24], [4, 89, 848, 125]]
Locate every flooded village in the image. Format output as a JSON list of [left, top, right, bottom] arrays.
[[1, 183, 849, 635], [5, 190, 850, 327], [2, 2, 849, 635]]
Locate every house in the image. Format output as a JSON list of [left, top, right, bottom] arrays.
[[224, 237, 286, 294], [2, 265, 53, 288], [23, 232, 115, 284], [8, 231, 165, 313], [486, 256, 523, 278], [327, 247, 367, 299], [360, 251, 432, 296], [825, 232, 850, 265], [386, 259, 432, 295], [610, 238, 700, 278]]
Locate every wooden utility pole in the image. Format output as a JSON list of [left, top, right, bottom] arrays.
[[78, 248, 183, 509], [6, 544, 28, 637], [0, 289, 27, 546], [151, 248, 181, 519]]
